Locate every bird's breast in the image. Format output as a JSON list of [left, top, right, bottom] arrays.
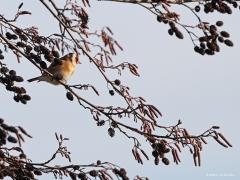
[[61, 60, 75, 80]]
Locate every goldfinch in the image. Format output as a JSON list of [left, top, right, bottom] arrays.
[[28, 53, 80, 85]]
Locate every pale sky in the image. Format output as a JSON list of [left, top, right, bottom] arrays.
[[1, 1, 239, 179]]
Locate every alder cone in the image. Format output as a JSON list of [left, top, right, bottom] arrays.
[[96, 160, 101, 165], [154, 157, 159, 165], [205, 49, 214, 55], [9, 70, 16, 76], [168, 29, 174, 36], [89, 170, 98, 177], [114, 79, 121, 86], [52, 50, 60, 58], [23, 95, 31, 101], [0, 54, 4, 60], [78, 173, 87, 179], [162, 157, 170, 165], [152, 150, 158, 157], [220, 31, 230, 38], [7, 136, 18, 143], [66, 92, 74, 101], [14, 76, 24, 82], [195, 5, 201, 12], [108, 127, 115, 137], [40, 61, 47, 69], [224, 39, 234, 47], [175, 30, 184, 39], [0, 118, 4, 124], [218, 36, 224, 43], [156, 15, 162, 22], [109, 90, 114, 96], [19, 153, 26, 159], [216, 21, 223, 27], [34, 170, 42, 176]]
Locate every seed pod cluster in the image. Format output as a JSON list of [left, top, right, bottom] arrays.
[[112, 168, 129, 180], [156, 1, 237, 55], [38, 47, 60, 66], [15, 39, 48, 69], [165, 21, 184, 40], [0, 119, 19, 146], [193, 1, 236, 55], [0, 118, 38, 179], [6, 32, 18, 40], [32, 46, 50, 68], [32, 47, 60, 69], [14, 28, 60, 69], [151, 140, 170, 166], [0, 60, 31, 104], [201, 0, 238, 14], [194, 22, 233, 56], [12, 28, 27, 42]]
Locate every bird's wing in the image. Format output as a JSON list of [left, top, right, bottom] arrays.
[[47, 60, 62, 70], [47, 53, 71, 70]]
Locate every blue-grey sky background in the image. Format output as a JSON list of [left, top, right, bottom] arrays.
[[1, 1, 239, 179]]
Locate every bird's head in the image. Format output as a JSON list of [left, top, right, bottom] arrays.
[[68, 52, 80, 65]]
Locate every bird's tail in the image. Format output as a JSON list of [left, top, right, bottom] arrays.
[[27, 76, 41, 82]]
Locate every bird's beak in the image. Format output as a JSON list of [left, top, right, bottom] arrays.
[[76, 54, 81, 64], [77, 58, 81, 64]]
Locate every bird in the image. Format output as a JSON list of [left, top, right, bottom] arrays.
[[28, 53, 80, 85]]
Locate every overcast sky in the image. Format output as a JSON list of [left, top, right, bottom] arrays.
[[1, 1, 239, 179]]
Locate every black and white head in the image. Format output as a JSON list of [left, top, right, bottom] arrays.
[[62, 52, 80, 65]]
